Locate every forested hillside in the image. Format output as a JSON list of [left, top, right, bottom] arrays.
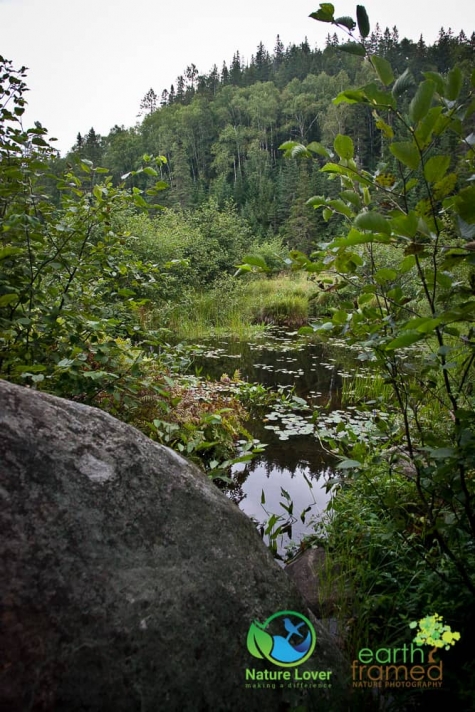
[[56, 27, 475, 252]]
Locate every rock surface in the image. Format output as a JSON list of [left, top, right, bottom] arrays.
[[0, 380, 348, 711], [286, 547, 345, 618]]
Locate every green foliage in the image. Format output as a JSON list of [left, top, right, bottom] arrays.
[[279, 6, 475, 704], [0, 57, 262, 484], [60, 26, 473, 239], [0, 57, 170, 406], [123, 199, 253, 292]]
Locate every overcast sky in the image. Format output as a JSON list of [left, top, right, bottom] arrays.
[[1, 0, 474, 154]]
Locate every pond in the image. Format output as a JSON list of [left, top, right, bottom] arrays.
[[189, 330, 344, 558]]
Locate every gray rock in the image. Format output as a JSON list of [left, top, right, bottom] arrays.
[[286, 547, 350, 620], [0, 380, 348, 711]]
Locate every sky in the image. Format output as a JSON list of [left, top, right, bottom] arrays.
[[1, 0, 474, 155]]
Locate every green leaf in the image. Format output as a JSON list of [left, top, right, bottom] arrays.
[[457, 216, 475, 240], [246, 621, 274, 660], [332, 309, 348, 325], [446, 66, 462, 101], [409, 80, 435, 124], [82, 370, 117, 380], [390, 142, 420, 170], [14, 364, 47, 374], [392, 68, 414, 97], [337, 458, 363, 469], [334, 134, 354, 160], [335, 15, 356, 30], [356, 5, 370, 37], [309, 3, 334, 22], [454, 186, 475, 223], [329, 229, 373, 247], [306, 141, 331, 158], [354, 211, 391, 235], [290, 144, 313, 159], [321, 163, 372, 186], [333, 89, 369, 105], [31, 137, 48, 147], [0, 293, 18, 307], [358, 292, 376, 306], [279, 141, 299, 151], [414, 106, 444, 148], [340, 190, 362, 207], [374, 268, 397, 284], [422, 71, 444, 95], [338, 42, 366, 57], [240, 254, 270, 270], [363, 83, 396, 109], [371, 56, 394, 86], [57, 358, 75, 368], [385, 331, 425, 350], [374, 115, 394, 139], [424, 155, 451, 183], [400, 255, 416, 272], [327, 199, 353, 217], [306, 195, 328, 208], [404, 317, 442, 333], [0, 246, 24, 260], [391, 212, 418, 238], [404, 178, 419, 193], [133, 195, 148, 208]]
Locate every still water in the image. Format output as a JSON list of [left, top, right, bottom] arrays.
[[191, 331, 342, 557]]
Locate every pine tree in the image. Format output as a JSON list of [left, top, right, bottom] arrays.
[[273, 35, 285, 68], [230, 52, 242, 86], [221, 62, 229, 84], [185, 64, 199, 92], [176, 76, 185, 103], [138, 88, 157, 117], [81, 127, 103, 165], [208, 65, 220, 96], [255, 42, 271, 81]]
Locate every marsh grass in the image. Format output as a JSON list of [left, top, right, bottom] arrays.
[[341, 372, 393, 404], [160, 273, 320, 339]]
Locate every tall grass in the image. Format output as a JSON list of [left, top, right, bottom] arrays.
[[159, 273, 321, 339], [341, 372, 393, 405]]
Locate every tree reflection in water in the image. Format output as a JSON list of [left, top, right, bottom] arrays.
[[194, 330, 342, 557]]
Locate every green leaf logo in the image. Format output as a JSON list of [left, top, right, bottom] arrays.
[[247, 621, 274, 660]]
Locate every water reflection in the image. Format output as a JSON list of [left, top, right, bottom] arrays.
[[191, 330, 342, 556]]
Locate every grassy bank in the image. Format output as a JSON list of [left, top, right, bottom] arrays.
[[156, 272, 323, 340]]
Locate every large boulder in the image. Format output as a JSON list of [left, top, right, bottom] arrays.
[[0, 380, 348, 711]]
